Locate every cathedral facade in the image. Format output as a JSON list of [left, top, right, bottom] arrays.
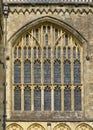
[[1, 0, 93, 129]]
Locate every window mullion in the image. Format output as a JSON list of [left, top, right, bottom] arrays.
[[62, 86, 64, 112], [71, 85, 74, 111], [41, 86, 44, 111], [51, 86, 54, 111], [21, 85, 24, 112], [31, 86, 34, 111]]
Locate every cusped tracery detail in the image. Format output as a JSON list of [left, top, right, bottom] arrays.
[[53, 123, 71, 130], [6, 123, 23, 130], [27, 123, 45, 130], [75, 123, 93, 130]]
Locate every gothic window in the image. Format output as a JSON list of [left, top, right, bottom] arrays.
[[64, 61, 71, 84], [24, 86, 31, 111], [44, 60, 51, 84], [34, 60, 41, 84], [64, 87, 71, 111], [24, 61, 31, 84], [54, 87, 61, 111], [14, 60, 21, 83], [34, 86, 41, 111], [14, 87, 21, 110], [13, 23, 83, 112], [54, 60, 61, 84], [44, 86, 51, 111], [74, 61, 81, 84], [74, 87, 81, 111]]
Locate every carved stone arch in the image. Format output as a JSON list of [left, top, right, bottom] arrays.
[[6, 123, 23, 130], [8, 16, 87, 46], [53, 123, 71, 130], [75, 123, 93, 130], [27, 123, 45, 130]]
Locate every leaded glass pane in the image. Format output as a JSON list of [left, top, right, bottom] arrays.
[[34, 87, 41, 111], [14, 87, 21, 110], [24, 61, 31, 83], [18, 47, 21, 58], [74, 87, 81, 111], [45, 35, 48, 46], [48, 26, 50, 34], [24, 47, 27, 58], [63, 47, 66, 59], [74, 61, 81, 84], [68, 48, 70, 59], [58, 47, 60, 58], [73, 47, 76, 59], [54, 48, 56, 59], [44, 61, 51, 84], [54, 61, 61, 84], [43, 26, 46, 33], [24, 87, 31, 111], [55, 29, 58, 40], [14, 61, 21, 83], [64, 87, 71, 111], [64, 61, 71, 84], [26, 34, 29, 45], [65, 34, 68, 45], [43, 47, 46, 58], [38, 47, 41, 58], [54, 87, 61, 111], [77, 48, 80, 59], [34, 61, 41, 84], [28, 47, 31, 58], [36, 29, 38, 40], [44, 87, 51, 111], [48, 47, 51, 58], [34, 47, 37, 58]]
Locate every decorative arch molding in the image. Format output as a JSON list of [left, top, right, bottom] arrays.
[[75, 123, 93, 130], [8, 16, 87, 46], [53, 123, 71, 130], [27, 123, 45, 130], [6, 123, 24, 130]]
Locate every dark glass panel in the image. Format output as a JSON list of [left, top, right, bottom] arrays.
[[43, 47, 46, 58], [44, 61, 51, 84], [44, 87, 51, 111], [65, 34, 68, 45], [26, 34, 29, 45], [34, 47, 37, 58], [55, 29, 58, 40], [68, 48, 70, 59], [24, 47, 27, 58], [14, 48, 17, 58], [45, 35, 48, 46], [14, 60, 21, 83], [48, 26, 50, 34], [34, 87, 41, 111], [77, 48, 80, 59], [74, 87, 81, 111], [14, 87, 21, 110], [24, 61, 31, 84], [64, 61, 71, 84], [48, 47, 51, 58], [34, 61, 41, 84], [54, 87, 61, 111], [74, 61, 81, 84], [36, 29, 38, 40], [24, 87, 31, 110], [73, 47, 76, 59], [58, 47, 60, 58], [38, 47, 41, 58], [18, 47, 21, 58], [28, 47, 31, 58], [43, 26, 46, 33], [63, 47, 66, 59], [54, 61, 61, 84], [54, 48, 56, 59], [64, 87, 71, 111]]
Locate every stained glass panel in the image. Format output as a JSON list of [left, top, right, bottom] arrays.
[[14, 87, 21, 110], [45, 35, 48, 46], [54, 48, 56, 59], [58, 47, 60, 58], [74, 87, 81, 110], [34, 87, 41, 111], [34, 47, 37, 58], [55, 29, 58, 40], [73, 47, 76, 59], [64, 87, 71, 111], [43, 47, 46, 58], [24, 47, 27, 58], [18, 47, 21, 58], [68, 48, 70, 59], [54, 87, 61, 111], [44, 87, 51, 111], [34, 61, 41, 83], [24, 87, 31, 110], [63, 47, 66, 59], [65, 34, 68, 45], [28, 47, 31, 58], [48, 47, 51, 58], [26, 34, 29, 45], [24, 61, 31, 83], [36, 29, 38, 40], [14, 60, 21, 83], [38, 47, 41, 58]]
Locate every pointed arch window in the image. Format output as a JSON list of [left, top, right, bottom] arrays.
[[14, 87, 21, 110], [64, 61, 71, 84], [44, 86, 51, 111], [14, 60, 21, 84], [24, 86, 31, 111], [34, 60, 41, 84], [34, 86, 41, 111], [44, 60, 51, 84], [54, 60, 61, 84], [64, 87, 71, 111], [74, 61, 81, 84], [54, 87, 61, 111], [74, 87, 81, 111], [24, 60, 31, 84]]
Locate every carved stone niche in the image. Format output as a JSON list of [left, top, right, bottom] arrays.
[[6, 123, 23, 130], [53, 123, 71, 130], [75, 123, 93, 130], [27, 123, 45, 130]]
